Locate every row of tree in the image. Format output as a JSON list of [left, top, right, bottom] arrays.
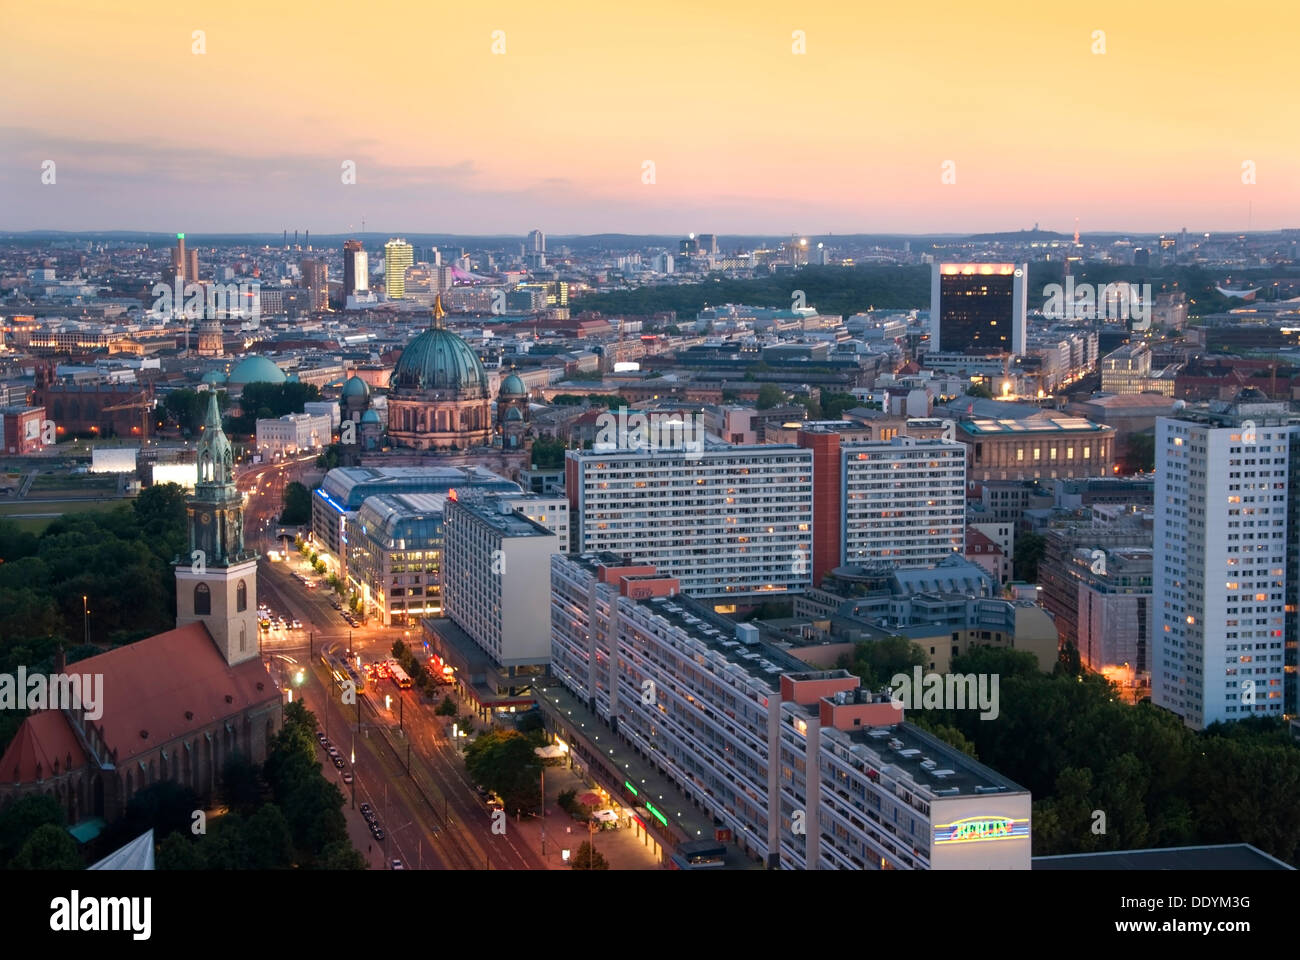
[[903, 646, 1300, 863], [574, 262, 1292, 321]]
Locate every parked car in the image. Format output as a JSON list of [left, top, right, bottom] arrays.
[[371, 826, 385, 841], [359, 803, 373, 818], [342, 771, 353, 784], [390, 859, 405, 870], [332, 756, 345, 769]]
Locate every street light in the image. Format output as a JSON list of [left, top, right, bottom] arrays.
[[82, 595, 89, 645]]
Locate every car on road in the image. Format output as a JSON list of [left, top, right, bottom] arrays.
[[359, 803, 372, 818], [342, 771, 353, 784], [316, 732, 328, 746], [332, 756, 345, 769], [290, 619, 303, 629], [390, 859, 405, 870], [370, 823, 385, 839], [474, 784, 488, 798]]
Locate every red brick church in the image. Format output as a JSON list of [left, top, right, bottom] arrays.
[[0, 394, 281, 825]]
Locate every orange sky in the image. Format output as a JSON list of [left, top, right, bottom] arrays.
[[2, 0, 1296, 233]]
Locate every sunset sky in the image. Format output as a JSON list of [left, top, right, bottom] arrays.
[[2, 0, 1296, 234]]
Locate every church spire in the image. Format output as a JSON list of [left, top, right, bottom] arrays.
[[431, 294, 446, 330], [196, 391, 234, 487]]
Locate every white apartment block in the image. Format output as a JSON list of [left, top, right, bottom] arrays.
[[255, 412, 332, 457], [550, 554, 1031, 869], [842, 437, 966, 566], [1153, 397, 1292, 729], [443, 498, 559, 666], [778, 688, 1030, 870], [500, 493, 570, 553], [565, 443, 813, 598]]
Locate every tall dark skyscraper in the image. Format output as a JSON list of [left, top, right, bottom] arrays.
[[929, 262, 1027, 356], [343, 239, 367, 297], [170, 232, 198, 283], [300, 258, 329, 310]]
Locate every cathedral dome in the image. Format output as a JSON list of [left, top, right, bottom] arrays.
[[360, 409, 381, 424], [390, 325, 488, 395], [499, 373, 526, 397], [227, 356, 287, 386]]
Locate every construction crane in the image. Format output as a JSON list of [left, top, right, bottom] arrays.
[[100, 390, 155, 440]]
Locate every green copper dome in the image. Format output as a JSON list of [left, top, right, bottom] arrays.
[[360, 409, 381, 424], [227, 355, 287, 385], [342, 375, 371, 398], [499, 373, 526, 396], [390, 327, 488, 394]]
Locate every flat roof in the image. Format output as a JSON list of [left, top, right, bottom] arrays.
[[451, 499, 557, 539], [827, 719, 1029, 799], [960, 417, 1112, 435], [569, 555, 806, 692], [321, 465, 519, 507], [641, 594, 810, 693]]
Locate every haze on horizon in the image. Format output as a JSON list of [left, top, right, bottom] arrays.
[[2, 0, 1296, 236]]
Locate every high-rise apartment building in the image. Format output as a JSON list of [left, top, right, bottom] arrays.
[[384, 239, 414, 299], [526, 229, 545, 253], [1153, 392, 1293, 728], [930, 263, 1027, 356], [564, 443, 813, 599], [442, 497, 560, 667], [841, 437, 967, 566]]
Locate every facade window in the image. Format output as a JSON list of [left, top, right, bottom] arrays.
[[236, 580, 247, 612], [195, 582, 211, 615]]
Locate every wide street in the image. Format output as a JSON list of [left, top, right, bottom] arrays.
[[237, 456, 545, 870]]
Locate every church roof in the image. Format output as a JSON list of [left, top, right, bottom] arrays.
[[0, 709, 87, 783], [0, 622, 279, 784]]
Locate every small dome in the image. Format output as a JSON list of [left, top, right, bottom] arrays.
[[342, 375, 371, 398], [499, 373, 526, 397], [200, 369, 227, 385], [227, 356, 287, 386], [360, 409, 381, 424], [505, 406, 523, 421]]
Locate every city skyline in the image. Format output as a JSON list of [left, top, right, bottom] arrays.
[[3, 2, 1297, 234]]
